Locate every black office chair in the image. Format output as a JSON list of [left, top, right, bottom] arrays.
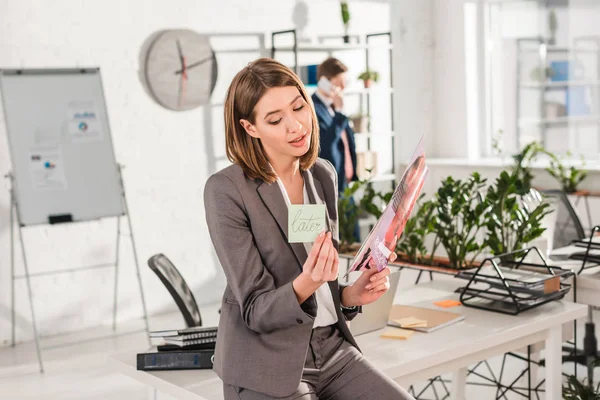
[[147, 253, 202, 328], [540, 191, 599, 386], [542, 189, 586, 249]]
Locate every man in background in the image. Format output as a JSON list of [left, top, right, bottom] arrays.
[[312, 57, 358, 194]]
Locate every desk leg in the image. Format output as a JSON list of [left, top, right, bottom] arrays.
[[545, 325, 562, 400], [147, 387, 157, 400], [451, 368, 467, 400]]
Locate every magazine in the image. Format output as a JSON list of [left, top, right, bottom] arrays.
[[345, 137, 429, 275]]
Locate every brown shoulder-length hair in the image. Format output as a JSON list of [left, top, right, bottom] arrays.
[[224, 58, 320, 183]]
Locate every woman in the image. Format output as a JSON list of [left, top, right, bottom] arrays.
[[204, 58, 414, 400]]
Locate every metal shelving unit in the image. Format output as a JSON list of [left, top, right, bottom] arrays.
[[270, 29, 396, 188], [516, 36, 600, 151]]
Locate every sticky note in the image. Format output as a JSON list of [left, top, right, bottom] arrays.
[[544, 276, 560, 294], [434, 299, 462, 308], [288, 204, 326, 243], [380, 328, 414, 340], [393, 317, 427, 328]]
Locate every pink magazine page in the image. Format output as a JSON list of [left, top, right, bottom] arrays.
[[345, 137, 429, 275]]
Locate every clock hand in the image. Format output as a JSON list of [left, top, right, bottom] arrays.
[[175, 39, 188, 80], [177, 73, 183, 108], [178, 73, 186, 108], [176, 39, 184, 68], [175, 56, 213, 75]]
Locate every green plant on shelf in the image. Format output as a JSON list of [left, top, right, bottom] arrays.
[[484, 171, 551, 257], [433, 173, 489, 269], [340, 1, 350, 42], [546, 151, 588, 193], [548, 9, 558, 45], [357, 70, 379, 88], [529, 65, 556, 82]]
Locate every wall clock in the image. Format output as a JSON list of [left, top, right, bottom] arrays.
[[139, 29, 218, 111]]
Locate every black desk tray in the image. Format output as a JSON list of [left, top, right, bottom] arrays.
[[568, 225, 600, 274], [455, 247, 574, 315]]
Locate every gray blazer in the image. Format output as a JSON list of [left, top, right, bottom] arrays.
[[204, 158, 360, 397]]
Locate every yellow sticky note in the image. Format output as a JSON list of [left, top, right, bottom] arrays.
[[380, 328, 414, 340], [288, 204, 326, 243], [393, 317, 427, 328]]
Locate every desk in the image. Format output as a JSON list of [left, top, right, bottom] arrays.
[[110, 280, 586, 400], [550, 242, 600, 307]]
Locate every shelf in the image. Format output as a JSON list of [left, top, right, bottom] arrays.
[[353, 131, 395, 139], [367, 173, 396, 183], [519, 46, 600, 54], [303, 85, 392, 96], [519, 115, 600, 126], [354, 132, 394, 139], [519, 80, 600, 89], [345, 87, 394, 95], [273, 43, 393, 52], [358, 215, 377, 227]]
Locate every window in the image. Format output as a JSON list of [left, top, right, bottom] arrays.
[[470, 0, 600, 159]]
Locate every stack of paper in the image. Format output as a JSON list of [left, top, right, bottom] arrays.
[[380, 328, 415, 340], [391, 316, 427, 328], [388, 305, 465, 333]]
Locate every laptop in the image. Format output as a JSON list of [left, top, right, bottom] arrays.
[[348, 270, 401, 336]]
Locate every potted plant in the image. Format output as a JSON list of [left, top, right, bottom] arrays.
[[340, 1, 350, 43], [349, 113, 369, 133], [338, 178, 367, 253], [357, 180, 381, 219], [358, 70, 379, 88], [511, 141, 545, 192], [546, 152, 588, 193], [563, 363, 600, 399], [529, 66, 556, 82], [433, 173, 489, 269], [484, 171, 552, 258], [395, 195, 438, 265], [548, 9, 558, 46]]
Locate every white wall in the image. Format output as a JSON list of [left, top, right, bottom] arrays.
[[0, 0, 390, 345], [390, 0, 434, 162], [432, 0, 469, 159], [390, 0, 469, 161]]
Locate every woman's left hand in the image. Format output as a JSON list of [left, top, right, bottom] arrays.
[[341, 253, 397, 307]]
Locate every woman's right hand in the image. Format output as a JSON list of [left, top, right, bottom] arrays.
[[292, 231, 338, 304], [302, 231, 338, 284]]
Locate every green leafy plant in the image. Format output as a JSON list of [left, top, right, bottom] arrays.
[[529, 66, 556, 82], [492, 129, 504, 157], [357, 70, 379, 83], [511, 141, 545, 192], [563, 359, 600, 399], [340, 1, 350, 36], [548, 9, 558, 45], [563, 375, 600, 400], [396, 195, 438, 265], [484, 171, 552, 257], [546, 152, 588, 193], [433, 173, 489, 269], [338, 179, 367, 251], [359, 182, 383, 219]]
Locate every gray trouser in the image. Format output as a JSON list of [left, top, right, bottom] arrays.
[[223, 325, 414, 400]]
